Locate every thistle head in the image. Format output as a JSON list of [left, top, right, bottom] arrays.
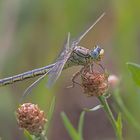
[[81, 69, 109, 97], [16, 103, 47, 136]]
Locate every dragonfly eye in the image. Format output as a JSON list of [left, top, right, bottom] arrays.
[[90, 46, 101, 59], [90, 50, 99, 59]]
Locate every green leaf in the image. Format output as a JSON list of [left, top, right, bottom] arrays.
[[45, 96, 56, 132], [78, 111, 85, 140], [116, 113, 123, 139], [61, 112, 80, 140], [127, 62, 140, 86], [24, 130, 34, 140]]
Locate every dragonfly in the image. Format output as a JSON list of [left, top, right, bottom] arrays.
[[0, 13, 105, 98]]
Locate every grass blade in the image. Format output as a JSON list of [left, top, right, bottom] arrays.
[[45, 96, 56, 132], [78, 111, 85, 140], [61, 112, 80, 140], [116, 113, 123, 139], [113, 88, 140, 132]]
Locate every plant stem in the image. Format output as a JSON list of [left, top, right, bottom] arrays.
[[98, 96, 123, 140], [37, 134, 48, 140]]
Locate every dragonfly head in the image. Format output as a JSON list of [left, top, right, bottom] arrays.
[[90, 45, 104, 61]]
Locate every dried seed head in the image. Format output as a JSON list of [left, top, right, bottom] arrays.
[[16, 103, 47, 136], [81, 70, 109, 97]]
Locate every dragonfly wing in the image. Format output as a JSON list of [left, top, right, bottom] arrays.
[[47, 60, 66, 87], [47, 33, 72, 87], [56, 32, 71, 62], [20, 68, 52, 102], [74, 12, 105, 45]]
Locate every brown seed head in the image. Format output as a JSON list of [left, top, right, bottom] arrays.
[[16, 103, 47, 136], [81, 70, 109, 97]]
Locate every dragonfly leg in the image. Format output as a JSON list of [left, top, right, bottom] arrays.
[[89, 65, 92, 73], [98, 63, 105, 71], [67, 71, 81, 88], [67, 66, 87, 88], [91, 63, 94, 73], [94, 62, 105, 72]]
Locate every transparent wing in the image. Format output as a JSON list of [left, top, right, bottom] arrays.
[[55, 34, 71, 62], [47, 32, 72, 87], [47, 60, 66, 87], [74, 12, 105, 46], [20, 69, 51, 102]]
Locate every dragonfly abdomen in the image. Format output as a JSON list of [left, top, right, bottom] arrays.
[[0, 63, 55, 86]]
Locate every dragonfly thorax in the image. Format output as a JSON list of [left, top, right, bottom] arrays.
[[64, 45, 104, 69]]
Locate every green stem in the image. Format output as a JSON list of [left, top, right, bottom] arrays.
[[37, 134, 48, 140], [98, 96, 123, 140]]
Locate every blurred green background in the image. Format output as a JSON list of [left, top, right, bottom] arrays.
[[0, 0, 140, 140]]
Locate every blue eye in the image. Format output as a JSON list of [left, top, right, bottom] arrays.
[[96, 47, 101, 52], [90, 46, 102, 59], [91, 50, 99, 59]]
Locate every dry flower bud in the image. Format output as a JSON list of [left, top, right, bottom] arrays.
[[16, 103, 47, 136], [108, 75, 119, 88], [81, 69, 109, 97]]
